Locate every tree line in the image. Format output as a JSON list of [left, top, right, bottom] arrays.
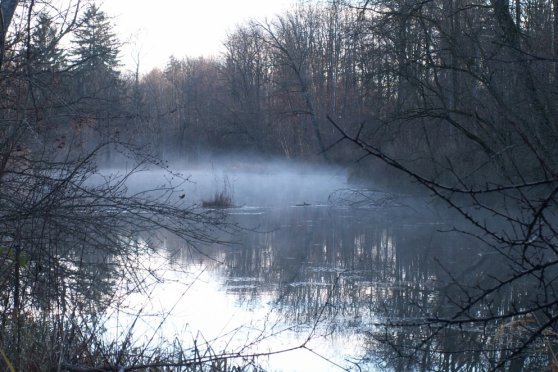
[[7, 0, 558, 175], [132, 2, 368, 162]]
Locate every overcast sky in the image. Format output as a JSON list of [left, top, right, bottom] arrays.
[[101, 0, 296, 74]]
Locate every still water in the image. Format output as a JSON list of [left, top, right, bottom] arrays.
[[106, 163, 486, 371]]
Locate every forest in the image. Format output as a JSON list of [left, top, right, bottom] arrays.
[[1, 0, 558, 370]]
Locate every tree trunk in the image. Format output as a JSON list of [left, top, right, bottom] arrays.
[[554, 0, 558, 81], [0, 0, 19, 71]]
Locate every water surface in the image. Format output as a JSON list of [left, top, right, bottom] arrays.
[[106, 163, 486, 371]]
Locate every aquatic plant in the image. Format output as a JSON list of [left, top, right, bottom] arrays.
[[202, 174, 234, 208]]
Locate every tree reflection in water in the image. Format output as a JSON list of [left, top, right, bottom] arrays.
[[161, 203, 547, 371]]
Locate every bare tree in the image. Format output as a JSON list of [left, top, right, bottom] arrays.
[[222, 24, 275, 154], [329, 0, 558, 369], [0, 2, 234, 370]]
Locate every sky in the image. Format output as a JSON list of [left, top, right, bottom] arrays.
[[101, 0, 296, 74]]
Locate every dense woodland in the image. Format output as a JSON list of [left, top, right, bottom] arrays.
[[5, 0, 558, 173], [1, 0, 558, 370]]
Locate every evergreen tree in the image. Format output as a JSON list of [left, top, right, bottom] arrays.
[[72, 4, 120, 76], [30, 13, 65, 72], [23, 13, 68, 135], [70, 4, 122, 123]]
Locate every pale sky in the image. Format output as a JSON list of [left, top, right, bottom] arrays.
[[101, 0, 296, 74]]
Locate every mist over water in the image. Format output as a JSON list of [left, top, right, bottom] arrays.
[[187, 160, 348, 208], [105, 157, 350, 208]]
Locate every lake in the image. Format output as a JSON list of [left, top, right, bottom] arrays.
[[103, 162, 504, 371]]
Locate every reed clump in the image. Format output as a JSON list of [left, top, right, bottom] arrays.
[[202, 191, 234, 208], [202, 175, 234, 208]]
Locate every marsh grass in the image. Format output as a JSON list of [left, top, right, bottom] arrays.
[[2, 314, 260, 371], [202, 191, 234, 208], [202, 174, 234, 208]]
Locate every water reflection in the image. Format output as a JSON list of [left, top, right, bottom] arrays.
[[150, 202, 497, 370], [95, 162, 557, 370]]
